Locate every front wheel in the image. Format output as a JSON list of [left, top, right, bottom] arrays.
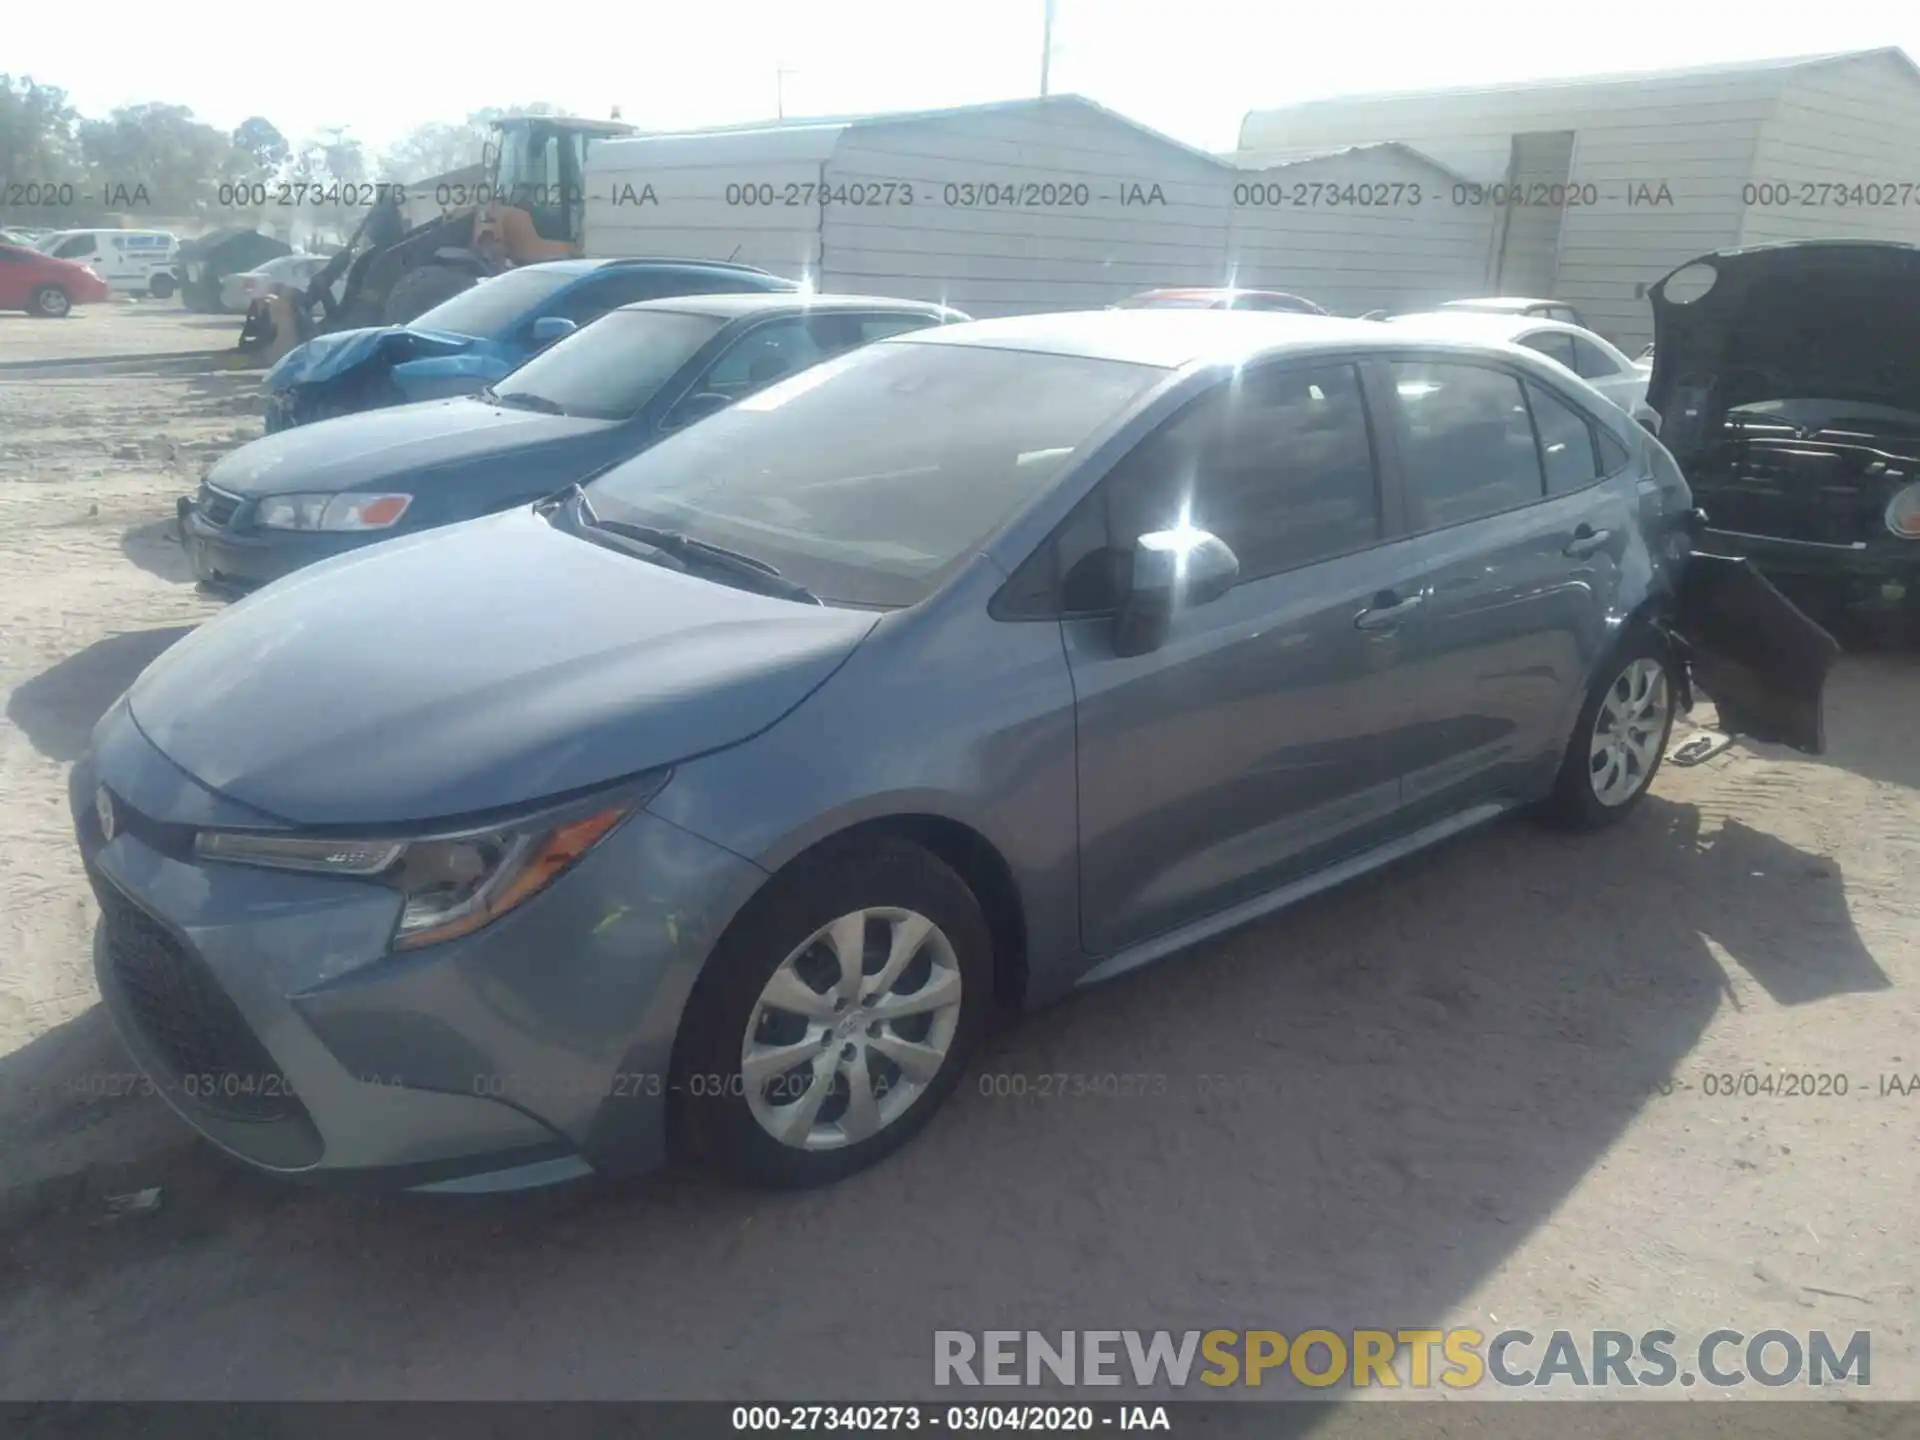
[[672, 839, 993, 1188], [28, 285, 72, 318], [1540, 632, 1678, 829]]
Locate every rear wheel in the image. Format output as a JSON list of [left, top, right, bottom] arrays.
[[672, 839, 992, 1188], [148, 273, 176, 300], [382, 264, 478, 324], [28, 285, 72, 318], [1540, 630, 1678, 829]]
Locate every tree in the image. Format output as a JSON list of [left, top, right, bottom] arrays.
[[380, 102, 569, 183], [230, 116, 290, 177], [0, 75, 83, 221], [78, 102, 231, 216]]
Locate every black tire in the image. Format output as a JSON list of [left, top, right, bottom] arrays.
[[149, 273, 176, 300], [382, 264, 478, 324], [1540, 626, 1679, 830], [28, 284, 72, 318], [672, 838, 993, 1188]]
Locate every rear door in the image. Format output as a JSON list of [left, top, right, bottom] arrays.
[[1050, 360, 1428, 956], [1380, 359, 1626, 817], [1670, 552, 1837, 754]]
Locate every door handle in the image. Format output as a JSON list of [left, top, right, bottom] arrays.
[[1564, 525, 1614, 558], [1354, 591, 1425, 631]]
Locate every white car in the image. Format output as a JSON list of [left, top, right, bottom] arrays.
[[1383, 311, 1659, 433], [34, 229, 180, 298], [219, 253, 338, 312]]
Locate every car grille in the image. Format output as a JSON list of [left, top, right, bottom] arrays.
[[91, 871, 301, 1123], [198, 482, 243, 529]]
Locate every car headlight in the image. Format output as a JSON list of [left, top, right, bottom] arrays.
[[195, 793, 653, 950], [255, 492, 412, 531], [1886, 482, 1920, 539]]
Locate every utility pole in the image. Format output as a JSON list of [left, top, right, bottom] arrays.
[[777, 68, 798, 120], [1040, 0, 1056, 96]]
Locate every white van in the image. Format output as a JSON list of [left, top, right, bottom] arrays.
[[33, 230, 182, 298]]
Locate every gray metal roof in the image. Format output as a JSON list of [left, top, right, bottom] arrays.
[[598, 94, 1232, 171], [1242, 47, 1919, 131]]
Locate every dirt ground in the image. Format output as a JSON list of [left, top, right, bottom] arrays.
[[0, 307, 1915, 1410]]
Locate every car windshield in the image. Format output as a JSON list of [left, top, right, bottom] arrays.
[[492, 309, 727, 421], [409, 267, 581, 337], [583, 340, 1164, 608]]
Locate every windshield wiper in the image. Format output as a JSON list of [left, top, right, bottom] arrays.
[[550, 486, 820, 605], [483, 388, 568, 416], [593, 518, 821, 605]]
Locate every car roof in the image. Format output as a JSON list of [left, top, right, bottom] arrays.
[[1386, 311, 1590, 338], [1439, 296, 1562, 312], [899, 308, 1449, 369], [621, 292, 963, 320], [516, 256, 790, 280]]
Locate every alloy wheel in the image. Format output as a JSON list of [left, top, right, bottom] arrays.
[[742, 907, 964, 1151], [1589, 657, 1671, 806]]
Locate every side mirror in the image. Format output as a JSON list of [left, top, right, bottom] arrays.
[[531, 315, 576, 346], [1113, 527, 1239, 658], [663, 391, 732, 430]]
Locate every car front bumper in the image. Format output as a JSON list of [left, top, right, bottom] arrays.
[[72, 706, 767, 1189]]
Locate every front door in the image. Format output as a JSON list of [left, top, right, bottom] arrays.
[[1380, 360, 1622, 816], [1058, 361, 1424, 957]]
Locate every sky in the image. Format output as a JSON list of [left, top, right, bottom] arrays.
[[8, 0, 1917, 155]]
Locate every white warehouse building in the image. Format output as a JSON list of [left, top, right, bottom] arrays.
[[1236, 47, 1920, 348], [583, 96, 1499, 318]]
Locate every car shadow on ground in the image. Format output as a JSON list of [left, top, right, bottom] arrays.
[[0, 793, 1889, 1400], [119, 518, 197, 585], [5, 625, 196, 763]]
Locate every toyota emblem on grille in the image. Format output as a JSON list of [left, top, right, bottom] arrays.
[[95, 786, 116, 842]]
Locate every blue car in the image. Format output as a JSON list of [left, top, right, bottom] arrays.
[[184, 292, 965, 591], [262, 258, 798, 433]]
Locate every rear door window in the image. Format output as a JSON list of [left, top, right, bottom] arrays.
[[1390, 361, 1544, 528], [1568, 336, 1620, 379], [855, 313, 940, 343], [1525, 382, 1602, 494], [1518, 331, 1577, 370]]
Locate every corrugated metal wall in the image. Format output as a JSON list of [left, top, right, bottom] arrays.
[[819, 102, 1227, 315], [583, 99, 1490, 318]]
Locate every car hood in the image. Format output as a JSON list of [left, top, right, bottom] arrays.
[[205, 399, 613, 495], [266, 324, 486, 391], [126, 509, 878, 826], [1648, 242, 1920, 459]]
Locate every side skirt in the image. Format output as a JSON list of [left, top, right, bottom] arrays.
[[1073, 801, 1513, 990]]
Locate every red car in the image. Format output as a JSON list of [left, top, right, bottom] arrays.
[[0, 242, 112, 317]]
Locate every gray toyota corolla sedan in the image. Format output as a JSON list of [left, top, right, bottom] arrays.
[[73, 311, 1835, 1192]]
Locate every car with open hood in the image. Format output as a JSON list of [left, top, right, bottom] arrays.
[[181, 292, 965, 591], [79, 310, 1832, 1194], [1649, 240, 1920, 632], [261, 258, 798, 432]]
